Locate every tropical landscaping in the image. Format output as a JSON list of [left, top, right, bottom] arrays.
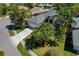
[[0, 3, 79, 56]]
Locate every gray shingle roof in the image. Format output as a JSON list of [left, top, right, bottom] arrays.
[[27, 10, 58, 25], [72, 17, 79, 48], [73, 30, 79, 46], [27, 13, 47, 24], [72, 17, 79, 28]]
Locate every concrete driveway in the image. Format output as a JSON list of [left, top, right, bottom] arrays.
[[0, 17, 21, 56], [11, 28, 33, 46]]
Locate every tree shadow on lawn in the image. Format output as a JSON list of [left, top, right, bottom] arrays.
[[64, 31, 77, 54]]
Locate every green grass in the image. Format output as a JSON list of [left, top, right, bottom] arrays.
[[33, 40, 76, 56], [8, 30, 15, 36], [33, 45, 50, 56], [24, 34, 32, 41], [23, 31, 75, 56], [57, 40, 76, 56], [0, 51, 4, 56], [17, 43, 30, 56], [9, 29, 23, 37], [0, 15, 7, 19], [16, 29, 23, 33]]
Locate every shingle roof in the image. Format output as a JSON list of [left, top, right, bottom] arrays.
[[27, 10, 58, 25], [27, 13, 47, 24], [73, 30, 79, 46], [31, 7, 49, 15], [72, 17, 79, 47], [72, 17, 79, 28]]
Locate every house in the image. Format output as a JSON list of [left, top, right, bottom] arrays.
[[18, 6, 28, 10], [38, 3, 52, 8], [72, 17, 79, 52], [27, 9, 58, 28], [31, 7, 49, 15]]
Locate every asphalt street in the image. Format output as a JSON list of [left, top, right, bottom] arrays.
[[0, 18, 21, 56]]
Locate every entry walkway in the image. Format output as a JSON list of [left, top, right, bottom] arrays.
[[11, 28, 33, 46]]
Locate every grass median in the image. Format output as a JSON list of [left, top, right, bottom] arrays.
[[17, 43, 30, 56]]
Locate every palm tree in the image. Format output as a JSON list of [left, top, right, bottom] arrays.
[[52, 4, 76, 41], [27, 22, 54, 49]]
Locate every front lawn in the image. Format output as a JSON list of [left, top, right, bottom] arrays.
[[33, 40, 76, 56], [24, 31, 75, 56], [17, 43, 30, 56], [57, 40, 76, 56], [8, 30, 15, 36]]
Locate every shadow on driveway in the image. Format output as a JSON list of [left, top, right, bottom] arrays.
[[6, 25, 16, 30]]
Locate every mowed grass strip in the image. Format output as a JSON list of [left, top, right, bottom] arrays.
[[17, 43, 30, 56]]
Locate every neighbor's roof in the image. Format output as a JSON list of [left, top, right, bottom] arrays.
[[46, 10, 58, 16], [31, 7, 49, 15], [27, 10, 58, 24], [73, 29, 79, 46], [18, 6, 28, 10], [72, 17, 79, 47], [72, 17, 79, 28], [38, 3, 52, 7]]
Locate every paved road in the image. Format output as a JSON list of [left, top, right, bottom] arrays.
[[0, 18, 21, 56], [0, 17, 11, 27]]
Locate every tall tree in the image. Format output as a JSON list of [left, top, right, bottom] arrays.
[[9, 8, 27, 29], [52, 4, 75, 41], [26, 22, 54, 49], [0, 4, 7, 16]]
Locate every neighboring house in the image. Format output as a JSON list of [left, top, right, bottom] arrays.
[[18, 6, 28, 10], [31, 7, 49, 15], [0, 16, 11, 27], [72, 17, 79, 52], [37, 3, 52, 8], [27, 9, 58, 28]]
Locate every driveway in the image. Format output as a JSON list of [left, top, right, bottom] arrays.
[[11, 28, 33, 46], [0, 17, 21, 56]]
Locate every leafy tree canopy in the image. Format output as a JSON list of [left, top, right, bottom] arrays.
[[30, 22, 54, 47], [0, 4, 7, 16]]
